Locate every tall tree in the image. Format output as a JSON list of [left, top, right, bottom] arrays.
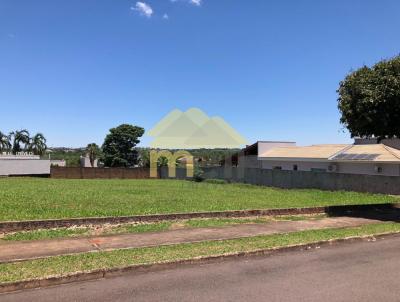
[[338, 56, 400, 139], [29, 133, 47, 155], [9, 129, 30, 154], [85, 143, 101, 167], [0, 131, 11, 152], [102, 124, 145, 167]]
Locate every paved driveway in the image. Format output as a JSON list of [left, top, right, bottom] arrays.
[[2, 234, 400, 301]]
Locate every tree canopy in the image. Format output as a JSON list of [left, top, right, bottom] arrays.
[[0, 129, 47, 155], [10, 129, 30, 154], [29, 133, 47, 156], [337, 56, 400, 139], [102, 124, 145, 167]]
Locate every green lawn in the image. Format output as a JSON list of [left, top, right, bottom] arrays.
[[0, 178, 398, 222], [1, 222, 400, 283]]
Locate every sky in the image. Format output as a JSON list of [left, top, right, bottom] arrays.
[[1, 0, 400, 148]]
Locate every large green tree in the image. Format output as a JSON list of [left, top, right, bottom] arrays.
[[337, 56, 400, 139], [102, 124, 145, 167]]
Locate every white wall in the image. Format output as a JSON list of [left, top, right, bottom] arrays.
[[337, 162, 400, 176], [80, 157, 98, 168], [0, 159, 50, 176], [261, 160, 330, 171], [260, 160, 400, 176]]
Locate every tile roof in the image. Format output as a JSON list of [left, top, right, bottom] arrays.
[[259, 144, 349, 160], [260, 144, 400, 162]]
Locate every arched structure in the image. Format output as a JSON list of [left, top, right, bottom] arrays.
[[150, 150, 194, 178]]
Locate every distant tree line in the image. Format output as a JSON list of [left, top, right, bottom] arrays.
[[48, 148, 85, 167], [48, 123, 237, 168], [0, 129, 47, 155], [136, 147, 239, 168]]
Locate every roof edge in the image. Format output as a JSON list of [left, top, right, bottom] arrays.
[[257, 140, 296, 144], [382, 144, 400, 160], [258, 157, 330, 162]]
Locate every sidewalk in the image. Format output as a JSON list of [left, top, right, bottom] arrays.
[[0, 217, 380, 263]]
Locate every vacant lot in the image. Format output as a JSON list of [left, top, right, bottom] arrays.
[[0, 178, 398, 222]]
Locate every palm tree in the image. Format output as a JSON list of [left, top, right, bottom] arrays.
[[86, 143, 100, 167], [9, 129, 30, 154], [0, 131, 11, 152], [29, 133, 47, 156]]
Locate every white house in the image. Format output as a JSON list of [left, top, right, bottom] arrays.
[[258, 143, 400, 176], [236, 141, 296, 168]]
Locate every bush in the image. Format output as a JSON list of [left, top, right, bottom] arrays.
[[193, 166, 204, 182]]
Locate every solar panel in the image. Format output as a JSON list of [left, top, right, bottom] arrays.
[[332, 153, 379, 161]]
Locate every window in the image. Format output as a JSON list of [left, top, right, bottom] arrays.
[[272, 166, 282, 170], [293, 164, 298, 171]]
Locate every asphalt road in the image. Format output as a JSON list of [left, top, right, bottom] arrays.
[[2, 235, 400, 302]]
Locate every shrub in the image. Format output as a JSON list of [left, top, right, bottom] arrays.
[[193, 165, 204, 182]]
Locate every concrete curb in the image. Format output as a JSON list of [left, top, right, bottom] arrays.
[[0, 203, 396, 232], [1, 231, 399, 294]]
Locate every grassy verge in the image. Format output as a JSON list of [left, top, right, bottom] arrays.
[[0, 215, 326, 242], [1, 228, 90, 241], [1, 222, 400, 283], [0, 178, 397, 222]]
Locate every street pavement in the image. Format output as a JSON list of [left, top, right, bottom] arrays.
[[2, 234, 400, 302]]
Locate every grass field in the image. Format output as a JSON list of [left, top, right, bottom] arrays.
[[0, 178, 398, 222], [1, 222, 400, 283]]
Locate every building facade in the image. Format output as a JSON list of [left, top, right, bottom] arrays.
[[0, 152, 50, 176], [258, 143, 400, 176]]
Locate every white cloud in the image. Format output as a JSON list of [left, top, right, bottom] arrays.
[[170, 0, 202, 6], [132, 2, 153, 18], [190, 0, 201, 6], [163, 13, 169, 19]]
